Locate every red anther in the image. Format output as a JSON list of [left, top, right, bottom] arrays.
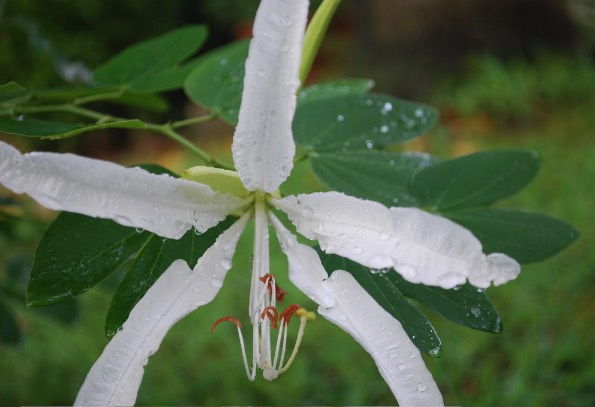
[[259, 273, 288, 302], [279, 304, 302, 325], [211, 316, 242, 333], [260, 305, 279, 329]]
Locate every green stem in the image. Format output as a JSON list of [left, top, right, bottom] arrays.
[[8, 102, 225, 166], [171, 113, 216, 129], [147, 123, 232, 169], [299, 0, 342, 84]]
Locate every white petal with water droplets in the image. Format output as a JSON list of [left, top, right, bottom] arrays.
[[319, 270, 444, 406], [0, 142, 250, 239], [272, 191, 520, 289], [231, 0, 308, 192], [269, 213, 334, 308], [74, 213, 249, 406]]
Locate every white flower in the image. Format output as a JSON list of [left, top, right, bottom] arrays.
[[0, 0, 520, 406]]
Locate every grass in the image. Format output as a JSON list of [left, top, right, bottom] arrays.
[[1, 50, 594, 406]]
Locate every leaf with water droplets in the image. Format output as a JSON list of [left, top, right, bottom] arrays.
[[105, 217, 235, 338], [310, 150, 438, 207], [27, 212, 150, 307], [445, 208, 579, 264], [412, 149, 540, 211], [317, 249, 442, 356], [297, 78, 375, 103], [293, 93, 438, 151], [184, 40, 249, 125], [393, 273, 503, 333]]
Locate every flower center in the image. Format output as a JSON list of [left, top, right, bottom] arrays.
[[211, 193, 315, 381]]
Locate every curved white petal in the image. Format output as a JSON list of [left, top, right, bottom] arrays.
[[231, 0, 308, 192], [272, 192, 520, 289], [269, 212, 334, 308], [73, 213, 249, 407], [319, 270, 444, 407], [0, 142, 250, 239]]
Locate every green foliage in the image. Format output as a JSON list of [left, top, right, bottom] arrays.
[[439, 52, 595, 118], [184, 40, 249, 125], [412, 150, 540, 211], [93, 25, 208, 92]]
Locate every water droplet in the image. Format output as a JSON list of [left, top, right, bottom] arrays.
[[427, 346, 442, 357], [219, 59, 228, 66], [219, 258, 232, 269], [470, 307, 481, 317], [388, 159, 395, 166], [339, 233, 347, 240], [337, 114, 344, 122], [352, 246, 363, 254], [380, 125, 389, 133], [409, 351, 417, 359], [417, 382, 427, 392], [210, 278, 223, 288], [365, 140, 374, 149], [381, 102, 393, 114], [399, 264, 418, 279], [398, 363, 407, 370]]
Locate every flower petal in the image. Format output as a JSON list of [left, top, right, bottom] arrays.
[[0, 142, 250, 239], [231, 0, 308, 192], [319, 270, 444, 407], [74, 213, 249, 406], [269, 212, 334, 308], [272, 192, 520, 289]]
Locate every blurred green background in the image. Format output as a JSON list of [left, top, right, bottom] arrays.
[[1, 0, 594, 405]]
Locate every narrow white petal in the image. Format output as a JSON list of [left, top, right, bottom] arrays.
[[0, 142, 250, 239], [74, 213, 249, 406], [231, 0, 309, 192], [319, 270, 444, 407], [269, 212, 334, 308], [272, 192, 520, 289]]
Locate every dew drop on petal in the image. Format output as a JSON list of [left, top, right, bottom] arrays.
[[417, 382, 427, 392]]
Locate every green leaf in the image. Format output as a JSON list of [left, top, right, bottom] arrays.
[[184, 40, 249, 125], [0, 302, 21, 345], [310, 150, 438, 207], [105, 217, 235, 338], [293, 94, 438, 151], [318, 249, 441, 356], [32, 87, 168, 112], [297, 78, 375, 103], [0, 81, 30, 104], [392, 275, 502, 333], [445, 208, 579, 263], [27, 212, 151, 307], [412, 149, 540, 211], [93, 25, 208, 91], [0, 117, 146, 138]]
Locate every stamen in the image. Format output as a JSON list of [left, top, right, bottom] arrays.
[[211, 317, 253, 380], [279, 303, 301, 325], [260, 305, 279, 329], [210, 316, 242, 333], [278, 308, 315, 374], [259, 273, 288, 302]]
